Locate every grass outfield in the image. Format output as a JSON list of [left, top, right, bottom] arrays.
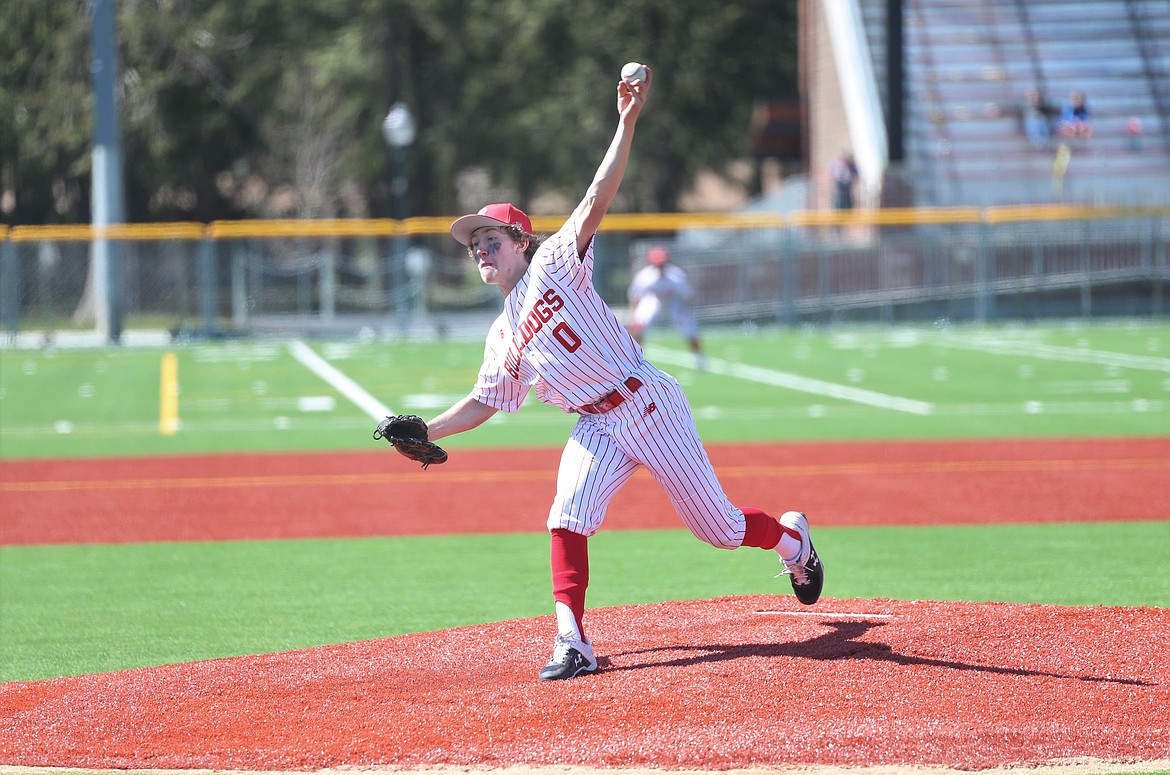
[[1, 319, 1167, 459], [1, 320, 1168, 683], [2, 521, 1168, 683]]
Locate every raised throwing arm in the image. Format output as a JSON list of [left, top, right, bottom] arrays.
[[570, 66, 652, 258]]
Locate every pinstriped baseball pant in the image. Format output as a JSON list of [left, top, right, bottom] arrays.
[[547, 363, 746, 548]]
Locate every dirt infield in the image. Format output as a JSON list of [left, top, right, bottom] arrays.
[[1, 438, 1168, 772]]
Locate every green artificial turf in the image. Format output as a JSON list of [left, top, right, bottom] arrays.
[[2, 520, 1167, 682], [2, 320, 1167, 459], [2, 320, 1167, 683]]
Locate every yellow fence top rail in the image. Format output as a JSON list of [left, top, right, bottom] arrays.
[[983, 203, 1170, 223], [2, 204, 1165, 241], [9, 223, 205, 241], [208, 219, 401, 238], [107, 222, 205, 240], [10, 224, 102, 242], [597, 212, 787, 231], [789, 207, 983, 226], [403, 216, 461, 236]]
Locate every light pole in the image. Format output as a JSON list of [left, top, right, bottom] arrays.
[[90, 0, 126, 343], [382, 103, 416, 330], [382, 102, 416, 220]]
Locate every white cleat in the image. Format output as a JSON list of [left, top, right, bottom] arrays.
[[776, 511, 824, 605], [538, 634, 598, 681]]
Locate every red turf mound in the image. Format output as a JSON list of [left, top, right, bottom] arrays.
[[1, 596, 1166, 771]]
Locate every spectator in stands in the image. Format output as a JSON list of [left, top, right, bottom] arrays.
[[1021, 88, 1057, 148], [1058, 90, 1093, 138], [1126, 116, 1143, 152], [830, 151, 859, 210]]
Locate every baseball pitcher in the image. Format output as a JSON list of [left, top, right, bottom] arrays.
[[390, 64, 823, 681]]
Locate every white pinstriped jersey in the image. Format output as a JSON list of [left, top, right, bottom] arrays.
[[471, 222, 644, 414], [468, 219, 745, 548]]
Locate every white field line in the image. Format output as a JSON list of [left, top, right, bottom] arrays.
[[648, 347, 934, 415], [753, 610, 894, 619], [287, 340, 392, 420], [943, 338, 1170, 372]]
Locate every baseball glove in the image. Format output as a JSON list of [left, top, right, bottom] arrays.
[[373, 414, 449, 469]]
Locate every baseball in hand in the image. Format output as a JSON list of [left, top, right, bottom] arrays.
[[621, 62, 648, 84]]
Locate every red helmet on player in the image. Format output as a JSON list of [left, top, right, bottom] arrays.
[[647, 247, 670, 266]]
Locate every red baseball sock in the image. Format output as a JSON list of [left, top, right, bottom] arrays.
[[742, 508, 804, 557], [550, 528, 589, 638], [740, 508, 782, 549]]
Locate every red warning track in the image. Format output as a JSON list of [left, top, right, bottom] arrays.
[[1, 437, 1168, 771], [2, 437, 1168, 545]]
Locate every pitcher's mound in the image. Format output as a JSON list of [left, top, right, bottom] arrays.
[[2, 597, 1167, 772]]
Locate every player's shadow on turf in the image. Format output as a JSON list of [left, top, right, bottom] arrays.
[[602, 619, 1150, 686]]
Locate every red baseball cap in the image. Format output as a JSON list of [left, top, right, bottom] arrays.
[[647, 246, 670, 265], [450, 203, 533, 245]]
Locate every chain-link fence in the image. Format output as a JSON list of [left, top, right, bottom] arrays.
[[2, 205, 1167, 345]]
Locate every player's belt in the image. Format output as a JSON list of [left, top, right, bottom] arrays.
[[577, 377, 644, 415]]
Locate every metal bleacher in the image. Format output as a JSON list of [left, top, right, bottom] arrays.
[[878, 0, 1170, 207]]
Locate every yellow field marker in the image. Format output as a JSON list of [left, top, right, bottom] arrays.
[[159, 352, 180, 435]]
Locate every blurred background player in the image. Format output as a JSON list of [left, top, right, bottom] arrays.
[[627, 246, 706, 369]]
